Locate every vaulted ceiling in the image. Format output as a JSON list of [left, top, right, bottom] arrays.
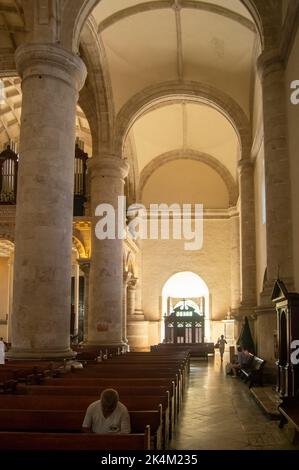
[[92, 0, 257, 115], [90, 0, 257, 206], [0, 0, 258, 207]]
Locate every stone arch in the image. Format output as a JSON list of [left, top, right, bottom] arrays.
[[125, 251, 136, 277], [72, 235, 87, 259], [79, 17, 114, 154], [114, 81, 252, 161], [138, 149, 239, 206]]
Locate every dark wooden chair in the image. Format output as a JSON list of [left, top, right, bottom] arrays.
[[240, 356, 266, 388]]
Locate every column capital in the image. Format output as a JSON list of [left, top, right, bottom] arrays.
[[15, 43, 87, 92], [88, 156, 129, 181], [257, 49, 284, 80], [78, 259, 91, 275], [123, 270, 132, 285], [128, 277, 138, 290]]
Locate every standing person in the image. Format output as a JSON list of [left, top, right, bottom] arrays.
[[82, 388, 131, 434], [0, 337, 5, 365], [218, 335, 227, 362]]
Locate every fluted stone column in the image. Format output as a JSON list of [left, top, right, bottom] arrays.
[[230, 210, 241, 313], [258, 50, 293, 300], [73, 262, 80, 338], [238, 160, 257, 312], [127, 276, 149, 350], [122, 271, 132, 346], [79, 260, 90, 343], [127, 277, 137, 317], [7, 44, 86, 359], [134, 249, 145, 319], [87, 156, 129, 346]]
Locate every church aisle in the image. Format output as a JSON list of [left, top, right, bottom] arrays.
[[171, 355, 298, 450]]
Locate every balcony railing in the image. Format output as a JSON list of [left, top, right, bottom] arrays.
[[0, 144, 89, 216], [0, 145, 18, 205]]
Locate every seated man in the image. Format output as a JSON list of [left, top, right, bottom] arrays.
[[82, 388, 131, 434], [231, 348, 253, 377]]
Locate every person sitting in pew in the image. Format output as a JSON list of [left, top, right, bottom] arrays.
[[82, 388, 131, 434], [226, 347, 252, 377]]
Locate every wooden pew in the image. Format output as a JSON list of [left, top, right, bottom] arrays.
[[26, 377, 177, 430], [0, 393, 170, 448], [61, 368, 182, 413], [0, 427, 151, 450], [151, 343, 214, 358], [49, 371, 181, 416], [0, 408, 162, 450]]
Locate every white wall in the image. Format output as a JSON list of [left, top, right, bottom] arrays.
[[252, 65, 267, 304], [142, 218, 231, 333], [254, 145, 267, 302], [0, 257, 9, 320]]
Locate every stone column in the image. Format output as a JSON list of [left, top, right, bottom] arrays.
[[127, 277, 137, 318], [7, 44, 86, 359], [230, 209, 241, 313], [257, 50, 293, 300], [238, 160, 257, 312], [122, 271, 132, 346], [73, 262, 80, 338], [79, 260, 90, 343], [7, 254, 14, 343], [127, 276, 149, 350], [134, 249, 144, 319], [87, 156, 129, 347]]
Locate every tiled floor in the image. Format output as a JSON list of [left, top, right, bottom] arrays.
[[171, 355, 299, 450]]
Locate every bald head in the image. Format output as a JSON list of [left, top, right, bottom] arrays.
[[101, 389, 119, 415]]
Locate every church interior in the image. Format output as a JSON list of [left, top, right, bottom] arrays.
[[0, 0, 299, 453]]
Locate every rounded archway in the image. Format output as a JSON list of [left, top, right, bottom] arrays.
[[0, 239, 14, 342], [162, 271, 210, 342]]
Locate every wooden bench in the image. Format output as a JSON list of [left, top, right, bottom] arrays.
[[239, 355, 266, 388], [0, 427, 151, 450], [0, 393, 170, 448], [0, 407, 163, 449], [151, 343, 214, 358]]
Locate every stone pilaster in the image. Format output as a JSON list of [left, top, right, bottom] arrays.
[[7, 44, 86, 359], [78, 260, 90, 343], [257, 49, 294, 304], [238, 159, 257, 312], [230, 209, 241, 313], [87, 156, 129, 347], [122, 270, 132, 347], [127, 277, 138, 318]]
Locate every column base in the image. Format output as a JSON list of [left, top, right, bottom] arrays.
[[85, 341, 129, 350], [127, 320, 149, 351], [6, 348, 76, 361]]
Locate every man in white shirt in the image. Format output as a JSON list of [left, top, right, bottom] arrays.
[[0, 337, 5, 365], [82, 388, 131, 434]]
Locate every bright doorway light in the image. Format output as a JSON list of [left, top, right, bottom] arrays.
[[161, 271, 210, 341]]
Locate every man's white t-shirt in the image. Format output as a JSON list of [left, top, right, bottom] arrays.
[[82, 400, 131, 434], [0, 340, 5, 365]]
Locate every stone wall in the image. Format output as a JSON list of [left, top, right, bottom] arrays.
[[286, 28, 299, 292], [142, 217, 232, 345]]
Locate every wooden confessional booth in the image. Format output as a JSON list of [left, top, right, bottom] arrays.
[[272, 279, 299, 397]]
